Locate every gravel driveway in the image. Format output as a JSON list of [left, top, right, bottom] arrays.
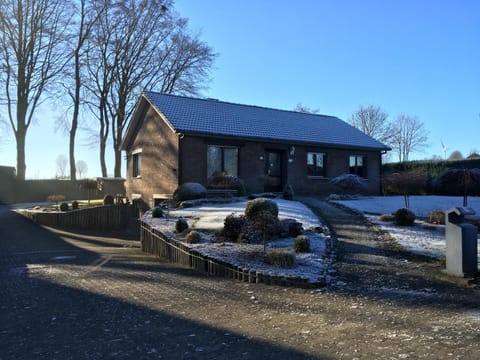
[[1, 202, 479, 359]]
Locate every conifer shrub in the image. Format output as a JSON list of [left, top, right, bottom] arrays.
[[427, 209, 445, 225], [151, 207, 164, 218], [72, 200, 79, 210], [394, 208, 415, 226], [59, 202, 69, 212], [103, 194, 114, 205], [223, 214, 247, 241], [264, 250, 295, 268], [184, 230, 202, 244], [245, 197, 278, 221], [293, 235, 310, 253], [175, 218, 189, 233]]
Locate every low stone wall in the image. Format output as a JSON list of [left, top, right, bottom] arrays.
[[140, 221, 325, 288], [20, 205, 136, 232]]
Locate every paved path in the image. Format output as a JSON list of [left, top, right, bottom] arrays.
[[1, 202, 480, 359]]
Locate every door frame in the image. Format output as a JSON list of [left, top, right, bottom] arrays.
[[264, 149, 285, 192]]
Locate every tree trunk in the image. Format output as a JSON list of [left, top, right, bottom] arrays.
[[114, 146, 122, 178], [15, 99, 28, 181], [15, 128, 26, 181], [69, 48, 81, 181], [100, 133, 107, 177]]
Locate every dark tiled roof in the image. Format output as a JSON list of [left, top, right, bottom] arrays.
[[142, 91, 390, 150]]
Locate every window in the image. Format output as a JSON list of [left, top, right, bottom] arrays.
[[207, 145, 238, 176], [307, 152, 326, 177], [132, 150, 142, 178], [349, 155, 367, 177]]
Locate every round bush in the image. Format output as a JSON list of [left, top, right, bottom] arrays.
[[184, 230, 202, 244], [175, 218, 189, 233], [173, 182, 207, 203], [244, 197, 279, 221], [264, 250, 295, 268], [293, 235, 310, 253], [71, 200, 79, 210], [59, 202, 69, 212], [103, 194, 114, 205], [394, 208, 415, 226], [151, 207, 164, 218], [223, 214, 246, 241]]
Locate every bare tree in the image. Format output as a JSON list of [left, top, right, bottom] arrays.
[[390, 114, 429, 162], [56, 154, 68, 179], [64, 0, 104, 180], [87, 0, 216, 177], [350, 105, 393, 145], [0, 0, 71, 180], [294, 102, 320, 114], [76, 160, 88, 178]]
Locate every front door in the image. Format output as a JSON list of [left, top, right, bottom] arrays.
[[264, 150, 283, 192]]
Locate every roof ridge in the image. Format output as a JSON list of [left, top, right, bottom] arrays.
[[142, 90, 338, 120]]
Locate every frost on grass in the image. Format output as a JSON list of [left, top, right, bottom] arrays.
[[143, 199, 329, 283], [335, 195, 480, 262]]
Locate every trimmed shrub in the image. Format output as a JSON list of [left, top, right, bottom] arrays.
[[394, 208, 415, 226], [175, 218, 189, 233], [184, 230, 202, 244], [152, 207, 164, 218], [277, 219, 304, 238], [252, 211, 279, 240], [264, 250, 295, 268], [72, 200, 79, 210], [173, 182, 207, 203], [428, 209, 445, 225], [59, 202, 69, 212], [103, 194, 114, 205], [293, 235, 310, 253], [283, 184, 295, 200], [223, 214, 247, 241], [245, 197, 279, 221]]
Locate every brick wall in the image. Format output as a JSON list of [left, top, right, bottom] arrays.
[[125, 106, 179, 206]]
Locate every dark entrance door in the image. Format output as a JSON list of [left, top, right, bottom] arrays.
[[264, 150, 283, 192]]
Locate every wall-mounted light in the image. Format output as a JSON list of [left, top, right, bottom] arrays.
[[290, 146, 295, 156], [259, 155, 264, 161]]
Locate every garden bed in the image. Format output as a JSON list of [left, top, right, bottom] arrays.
[[141, 199, 334, 287]]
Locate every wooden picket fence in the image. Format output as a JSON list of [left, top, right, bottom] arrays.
[[140, 221, 323, 288], [21, 205, 136, 232]]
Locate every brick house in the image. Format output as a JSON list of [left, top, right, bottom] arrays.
[[121, 91, 390, 206]]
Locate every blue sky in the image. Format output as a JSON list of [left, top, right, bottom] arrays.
[[0, 0, 478, 178]]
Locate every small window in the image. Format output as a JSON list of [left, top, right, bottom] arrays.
[[349, 155, 367, 178], [207, 145, 238, 176], [132, 151, 141, 178], [307, 152, 326, 177]]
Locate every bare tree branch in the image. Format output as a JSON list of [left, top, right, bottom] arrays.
[[0, 0, 72, 180]]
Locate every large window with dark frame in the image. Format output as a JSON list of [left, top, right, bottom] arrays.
[[349, 155, 367, 178], [307, 152, 326, 177], [207, 145, 239, 177]]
